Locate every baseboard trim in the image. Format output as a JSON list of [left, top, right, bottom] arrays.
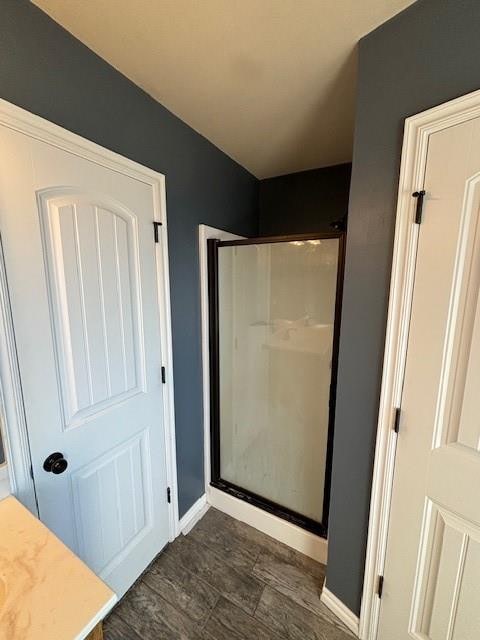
[[208, 486, 328, 564], [177, 494, 209, 536], [321, 587, 359, 637]]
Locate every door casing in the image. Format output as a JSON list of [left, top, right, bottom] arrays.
[[360, 88, 480, 640], [0, 98, 179, 540]]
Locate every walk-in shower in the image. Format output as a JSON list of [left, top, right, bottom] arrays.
[[208, 233, 344, 536]]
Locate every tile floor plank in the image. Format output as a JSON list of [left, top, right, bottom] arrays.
[[166, 535, 264, 615], [253, 549, 324, 615], [255, 586, 354, 640], [258, 537, 326, 583], [114, 579, 201, 640], [103, 612, 143, 640], [143, 550, 219, 622], [187, 509, 260, 572], [201, 597, 280, 640]]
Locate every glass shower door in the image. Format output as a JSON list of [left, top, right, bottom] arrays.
[[208, 233, 344, 535]]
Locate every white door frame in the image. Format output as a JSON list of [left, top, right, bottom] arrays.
[[0, 98, 179, 539], [359, 87, 480, 640]]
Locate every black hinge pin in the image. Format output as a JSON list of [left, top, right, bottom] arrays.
[[153, 221, 162, 243], [412, 190, 426, 224], [167, 487, 171, 503], [377, 575, 384, 599], [393, 407, 401, 434], [161, 366, 166, 384]]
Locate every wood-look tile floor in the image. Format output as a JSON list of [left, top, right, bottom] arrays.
[[104, 508, 354, 640]]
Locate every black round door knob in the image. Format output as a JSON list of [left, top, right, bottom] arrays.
[[43, 452, 68, 474]]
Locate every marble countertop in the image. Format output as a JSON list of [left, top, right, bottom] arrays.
[[0, 496, 116, 639]]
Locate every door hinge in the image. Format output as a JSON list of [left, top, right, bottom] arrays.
[[167, 487, 171, 503], [393, 407, 401, 434], [377, 575, 384, 599], [161, 366, 166, 384], [153, 221, 162, 243], [412, 190, 426, 224], [29, 464, 34, 480]]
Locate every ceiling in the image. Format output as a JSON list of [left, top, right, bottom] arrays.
[[33, 0, 415, 178]]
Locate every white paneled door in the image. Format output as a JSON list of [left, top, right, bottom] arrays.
[[0, 124, 171, 597], [378, 116, 480, 637]]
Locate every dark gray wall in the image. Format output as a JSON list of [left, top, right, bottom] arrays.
[[0, 0, 258, 515], [327, 0, 480, 615], [258, 164, 351, 235]]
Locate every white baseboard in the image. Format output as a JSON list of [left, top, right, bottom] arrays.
[[177, 494, 209, 536], [321, 586, 359, 637], [208, 486, 328, 564]]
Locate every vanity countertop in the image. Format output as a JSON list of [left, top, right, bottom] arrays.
[[0, 495, 116, 639]]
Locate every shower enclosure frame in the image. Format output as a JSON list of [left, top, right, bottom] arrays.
[[207, 231, 346, 537]]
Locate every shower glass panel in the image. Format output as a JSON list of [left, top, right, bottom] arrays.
[[208, 233, 344, 535]]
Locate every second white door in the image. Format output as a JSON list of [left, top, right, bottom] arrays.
[[379, 115, 480, 638]]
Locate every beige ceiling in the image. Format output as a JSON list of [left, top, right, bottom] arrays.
[[33, 0, 414, 178]]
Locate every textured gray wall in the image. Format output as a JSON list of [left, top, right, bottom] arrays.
[[327, 0, 480, 615], [258, 164, 351, 235], [0, 0, 258, 514]]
